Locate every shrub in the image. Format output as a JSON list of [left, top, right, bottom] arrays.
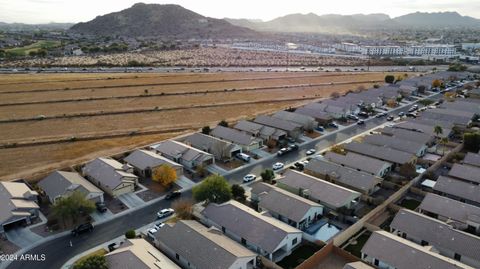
[[125, 229, 136, 239]]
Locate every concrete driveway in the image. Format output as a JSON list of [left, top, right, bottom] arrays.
[[5, 227, 43, 248]]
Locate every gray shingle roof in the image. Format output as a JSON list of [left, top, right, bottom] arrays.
[[82, 157, 137, 190], [38, 171, 103, 200], [294, 107, 333, 121], [419, 193, 480, 225], [463, 152, 480, 168], [391, 209, 480, 263], [344, 142, 414, 165], [361, 231, 474, 269], [202, 200, 302, 253], [151, 140, 213, 163], [254, 115, 302, 132], [273, 110, 317, 128], [421, 109, 473, 126], [211, 125, 260, 146], [433, 176, 480, 203], [183, 133, 239, 156], [363, 134, 426, 155], [278, 170, 360, 209], [380, 127, 433, 145], [251, 182, 323, 223], [305, 158, 381, 193], [233, 120, 287, 139], [448, 163, 480, 184], [155, 220, 256, 269], [124, 149, 181, 171], [324, 152, 391, 176], [440, 101, 480, 114], [394, 121, 451, 138], [0, 182, 38, 224]]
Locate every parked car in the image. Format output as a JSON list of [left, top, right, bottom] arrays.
[[358, 112, 369, 118], [157, 208, 174, 219], [236, 153, 251, 162], [95, 202, 107, 213], [243, 174, 256, 183], [277, 148, 288, 156], [273, 162, 284, 170], [71, 223, 94, 236], [306, 149, 316, 155], [293, 162, 305, 171], [386, 116, 394, 121], [316, 126, 325, 132], [165, 191, 181, 200], [108, 242, 120, 252], [398, 112, 405, 117], [328, 122, 339, 128], [347, 114, 359, 121], [406, 113, 417, 118], [357, 120, 365, 125], [287, 144, 298, 151], [375, 113, 385, 118]]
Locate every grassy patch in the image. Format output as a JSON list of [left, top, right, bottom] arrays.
[[5, 40, 60, 56], [74, 248, 107, 266], [344, 231, 371, 258], [399, 198, 421, 210], [278, 244, 321, 269]]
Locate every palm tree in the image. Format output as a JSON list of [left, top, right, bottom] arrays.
[[440, 137, 449, 156], [433, 125, 443, 138]]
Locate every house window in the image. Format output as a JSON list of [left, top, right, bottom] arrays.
[[454, 253, 461, 261], [292, 238, 298, 245]]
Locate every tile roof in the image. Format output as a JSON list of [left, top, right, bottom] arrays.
[[151, 140, 212, 163], [211, 125, 260, 146], [363, 134, 426, 155], [254, 115, 302, 132], [419, 193, 480, 226], [0, 182, 39, 224], [379, 127, 432, 145], [155, 220, 256, 269], [433, 176, 480, 204], [448, 163, 480, 184], [391, 209, 480, 263], [124, 149, 181, 171], [362, 231, 474, 269], [324, 152, 392, 176], [344, 142, 415, 165], [82, 157, 137, 190], [463, 152, 480, 168], [278, 170, 360, 209], [38, 171, 103, 201], [202, 200, 302, 253]]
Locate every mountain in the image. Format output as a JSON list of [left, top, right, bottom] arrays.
[[393, 11, 480, 28], [0, 22, 73, 31], [69, 3, 258, 38], [226, 11, 480, 33]]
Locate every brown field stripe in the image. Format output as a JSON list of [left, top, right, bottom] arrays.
[[0, 80, 381, 107], [0, 72, 374, 94], [0, 96, 323, 124]]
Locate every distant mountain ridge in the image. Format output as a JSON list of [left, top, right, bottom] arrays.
[[69, 3, 258, 38], [226, 11, 480, 33], [0, 22, 73, 31]]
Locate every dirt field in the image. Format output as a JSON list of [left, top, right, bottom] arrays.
[[0, 71, 404, 180]]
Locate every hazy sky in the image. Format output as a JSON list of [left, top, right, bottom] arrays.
[[1, 0, 480, 24]]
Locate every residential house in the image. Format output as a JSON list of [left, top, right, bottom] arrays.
[[398, 84, 418, 97], [151, 140, 214, 170], [344, 91, 383, 108], [324, 152, 392, 178], [38, 171, 104, 204], [250, 182, 324, 230], [154, 220, 257, 269], [463, 152, 480, 168], [304, 158, 382, 195], [440, 101, 480, 115], [82, 157, 138, 198], [363, 134, 427, 157], [379, 127, 434, 146], [421, 109, 474, 128], [233, 120, 287, 143], [294, 107, 333, 125], [211, 125, 263, 152], [361, 230, 474, 269], [254, 115, 302, 138], [182, 133, 242, 162], [419, 193, 480, 234], [276, 170, 361, 211], [106, 238, 180, 269], [394, 121, 452, 138], [448, 163, 480, 185], [433, 176, 480, 207], [124, 149, 183, 178], [343, 142, 417, 168], [390, 209, 480, 268], [201, 200, 302, 262], [0, 182, 39, 235], [273, 111, 318, 131]]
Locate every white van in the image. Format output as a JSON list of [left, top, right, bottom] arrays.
[[236, 153, 251, 162]]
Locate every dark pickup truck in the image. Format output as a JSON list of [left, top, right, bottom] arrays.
[[71, 223, 94, 236]]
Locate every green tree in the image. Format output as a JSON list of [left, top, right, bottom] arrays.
[[260, 169, 275, 183], [464, 132, 480, 152], [417, 85, 426, 94], [125, 229, 136, 239], [192, 175, 232, 203], [384, 75, 395, 84], [218, 120, 229, 127], [51, 191, 95, 227], [201, 126, 211, 135], [73, 255, 107, 269], [231, 184, 246, 201], [433, 125, 443, 137]]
